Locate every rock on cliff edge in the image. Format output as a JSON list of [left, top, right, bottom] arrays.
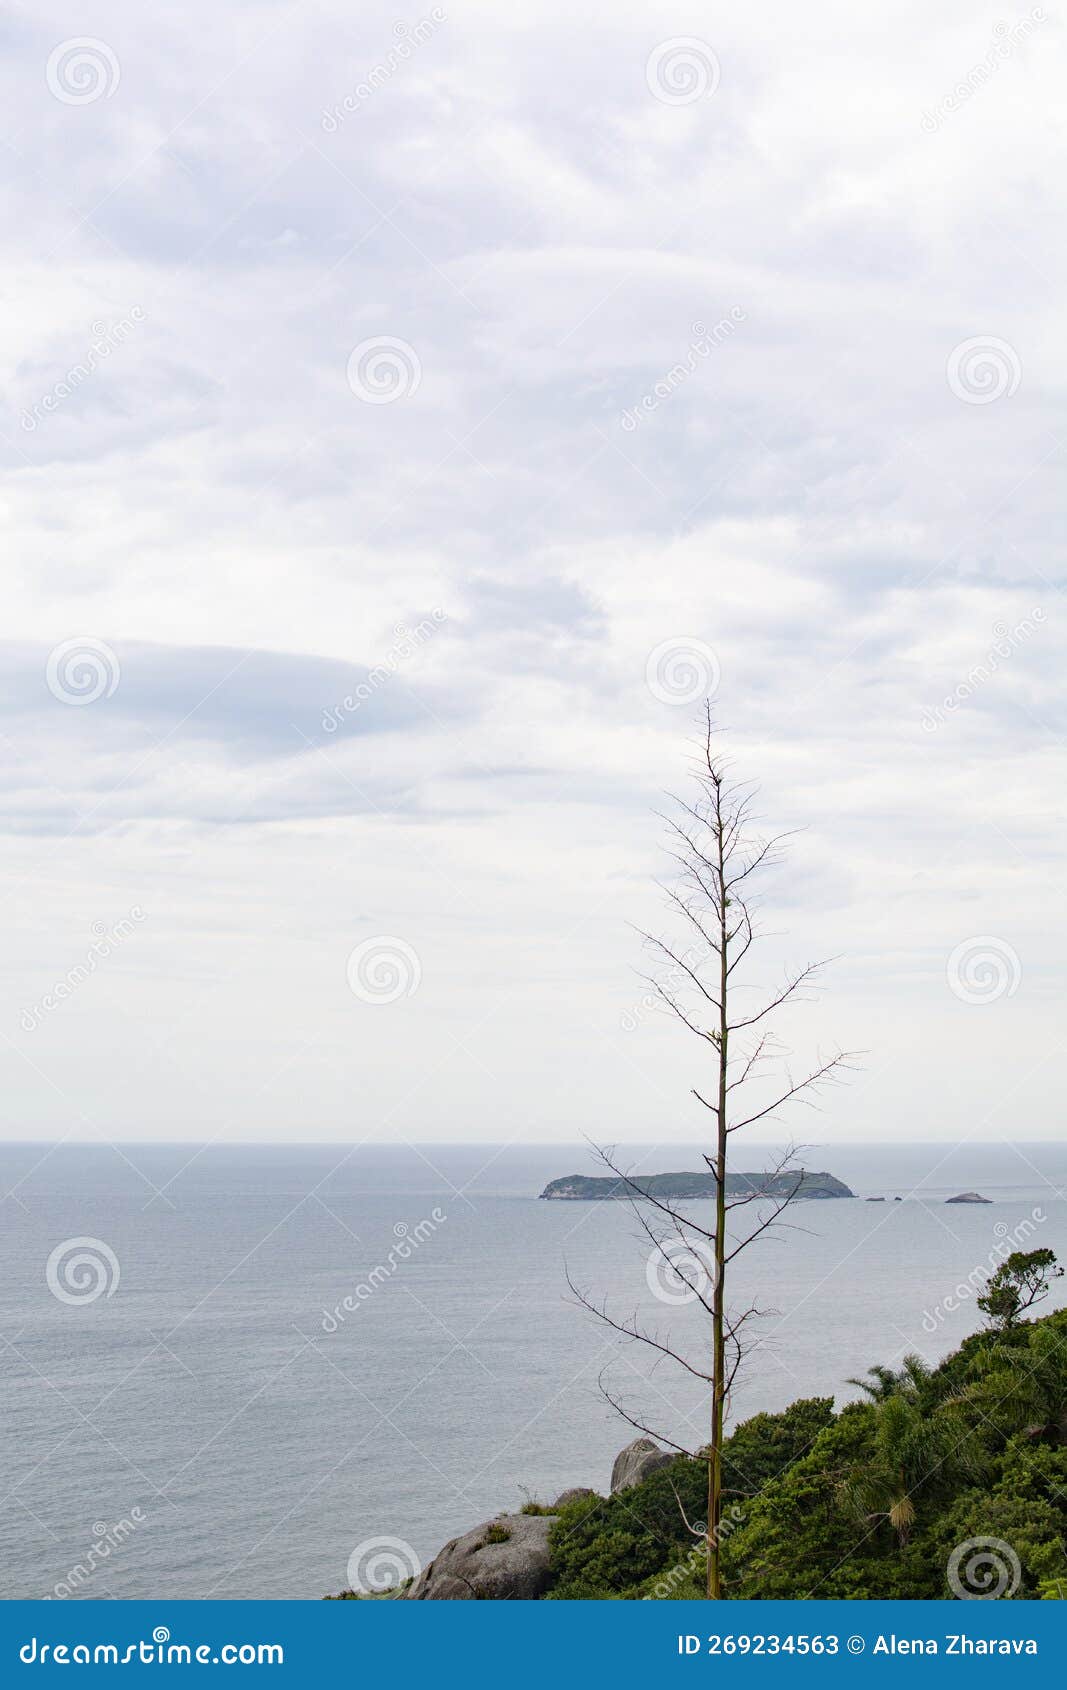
[[610, 1437, 674, 1493], [403, 1512, 557, 1600]]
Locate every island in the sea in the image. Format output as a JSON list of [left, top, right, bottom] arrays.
[[539, 1169, 855, 1201]]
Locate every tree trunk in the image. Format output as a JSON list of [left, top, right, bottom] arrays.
[[568, 712, 852, 1602], [707, 778, 730, 1600]]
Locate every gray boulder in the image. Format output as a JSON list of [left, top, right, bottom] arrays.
[[404, 1512, 556, 1600], [610, 1437, 673, 1493], [552, 1487, 597, 1508]]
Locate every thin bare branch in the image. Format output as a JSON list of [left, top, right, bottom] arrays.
[[728, 961, 831, 1031], [588, 1143, 716, 1242], [635, 931, 723, 1012], [650, 982, 720, 1044], [728, 1051, 859, 1132], [595, 1371, 697, 1459], [725, 829, 799, 890], [725, 1031, 772, 1092], [566, 1270, 713, 1381], [666, 1476, 709, 1540]]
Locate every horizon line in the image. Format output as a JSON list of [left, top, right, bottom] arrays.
[[0, 1137, 1061, 1150]]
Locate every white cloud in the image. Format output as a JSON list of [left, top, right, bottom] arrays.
[[1, 0, 1063, 1143]]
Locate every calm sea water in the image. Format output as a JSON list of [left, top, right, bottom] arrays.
[[1, 1140, 1065, 1600]]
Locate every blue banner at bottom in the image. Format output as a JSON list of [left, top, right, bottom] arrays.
[[3, 1600, 1062, 1685]]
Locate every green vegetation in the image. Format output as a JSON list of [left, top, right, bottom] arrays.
[[978, 1247, 1064, 1330], [544, 1305, 1067, 1600], [323, 1249, 1067, 1601], [324, 1577, 414, 1601], [546, 1397, 833, 1599]]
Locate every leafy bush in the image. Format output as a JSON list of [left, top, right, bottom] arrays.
[[543, 1309, 1067, 1600], [326, 1306, 1067, 1601], [546, 1397, 835, 1599]]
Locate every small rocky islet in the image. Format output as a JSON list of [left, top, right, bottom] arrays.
[[538, 1169, 855, 1201], [539, 1171, 994, 1205]]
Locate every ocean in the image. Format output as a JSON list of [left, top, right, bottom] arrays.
[[1, 1139, 1065, 1600]]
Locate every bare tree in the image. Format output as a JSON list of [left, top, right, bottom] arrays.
[[570, 708, 855, 1598]]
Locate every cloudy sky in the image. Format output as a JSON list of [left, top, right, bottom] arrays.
[[1, 0, 1063, 1149]]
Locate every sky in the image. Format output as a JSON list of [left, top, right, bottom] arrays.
[[1, 0, 1063, 1149]]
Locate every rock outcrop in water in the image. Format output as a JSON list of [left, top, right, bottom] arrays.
[[946, 1191, 993, 1204], [539, 1169, 854, 1201]]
